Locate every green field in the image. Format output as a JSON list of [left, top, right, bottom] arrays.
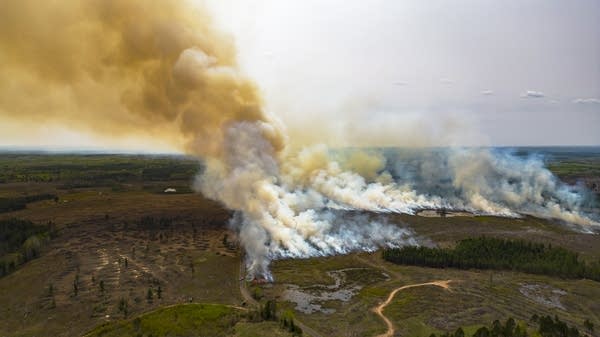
[[85, 303, 296, 337]]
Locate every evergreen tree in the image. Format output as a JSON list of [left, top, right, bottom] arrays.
[[583, 319, 593, 336], [146, 288, 154, 303], [73, 279, 78, 296], [118, 298, 129, 318], [382, 237, 600, 281]]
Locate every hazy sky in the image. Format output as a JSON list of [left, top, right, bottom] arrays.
[[1, 0, 599, 150], [205, 0, 600, 146]]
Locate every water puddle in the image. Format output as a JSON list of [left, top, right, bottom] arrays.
[[282, 268, 388, 314]]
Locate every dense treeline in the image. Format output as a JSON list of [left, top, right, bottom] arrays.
[[0, 153, 201, 186], [0, 218, 55, 276], [0, 193, 57, 213], [430, 315, 593, 337], [0, 218, 51, 254], [383, 237, 600, 281]]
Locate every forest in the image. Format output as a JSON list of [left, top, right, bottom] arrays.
[[0, 193, 57, 213], [382, 237, 600, 281], [0, 218, 55, 276]]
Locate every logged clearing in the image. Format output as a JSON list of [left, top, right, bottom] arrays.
[[1, 153, 599, 337]]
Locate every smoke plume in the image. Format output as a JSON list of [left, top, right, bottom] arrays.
[[1, 1, 598, 280], [0, 0, 284, 157]]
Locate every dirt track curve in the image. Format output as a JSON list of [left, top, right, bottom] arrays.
[[374, 280, 452, 337]]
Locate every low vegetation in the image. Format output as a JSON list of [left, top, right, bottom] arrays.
[[548, 159, 600, 180], [86, 302, 300, 337], [383, 237, 600, 281], [86, 303, 240, 337]]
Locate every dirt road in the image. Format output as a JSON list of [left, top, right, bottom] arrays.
[[374, 280, 452, 337]]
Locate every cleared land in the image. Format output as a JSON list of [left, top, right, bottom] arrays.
[[0, 151, 599, 337]]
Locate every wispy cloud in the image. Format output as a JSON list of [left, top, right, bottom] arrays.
[[393, 81, 407, 86], [481, 90, 494, 96], [521, 90, 545, 98], [440, 78, 454, 85], [572, 98, 600, 104]]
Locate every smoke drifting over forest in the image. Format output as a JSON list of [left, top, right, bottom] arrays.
[[0, 0, 597, 279]]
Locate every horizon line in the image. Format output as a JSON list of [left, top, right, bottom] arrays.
[[1, 144, 600, 155]]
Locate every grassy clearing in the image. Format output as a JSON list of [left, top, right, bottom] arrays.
[[86, 304, 297, 337], [86, 303, 239, 337], [548, 160, 600, 178], [270, 255, 367, 286], [232, 321, 295, 337]]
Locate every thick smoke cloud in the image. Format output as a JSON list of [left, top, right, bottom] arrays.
[[1, 1, 597, 280], [388, 148, 598, 231], [196, 124, 417, 279], [0, 0, 284, 158]]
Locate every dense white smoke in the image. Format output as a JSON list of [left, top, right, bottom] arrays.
[[388, 148, 598, 230], [196, 122, 599, 279], [196, 122, 418, 279]]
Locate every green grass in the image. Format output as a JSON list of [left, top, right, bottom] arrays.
[[232, 321, 295, 337], [85, 304, 298, 337], [548, 160, 600, 178], [85, 303, 239, 337], [398, 317, 442, 337], [358, 286, 389, 299]]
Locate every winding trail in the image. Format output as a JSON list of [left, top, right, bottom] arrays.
[[374, 280, 452, 337]]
